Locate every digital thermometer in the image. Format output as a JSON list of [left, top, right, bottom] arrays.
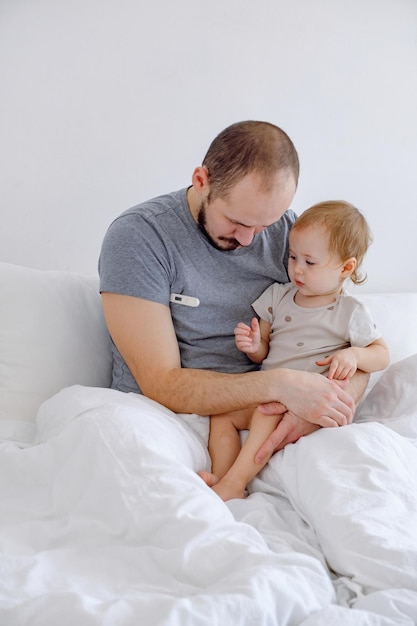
[[170, 293, 200, 307]]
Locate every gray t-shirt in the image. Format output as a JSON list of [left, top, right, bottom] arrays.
[[99, 188, 296, 394]]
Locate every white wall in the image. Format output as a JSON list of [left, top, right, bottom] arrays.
[[1, 0, 416, 292]]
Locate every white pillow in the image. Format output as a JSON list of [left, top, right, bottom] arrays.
[[0, 263, 112, 442], [358, 292, 417, 395], [356, 353, 417, 428], [359, 292, 417, 365]]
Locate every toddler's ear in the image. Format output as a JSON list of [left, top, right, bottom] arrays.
[[341, 257, 357, 277]]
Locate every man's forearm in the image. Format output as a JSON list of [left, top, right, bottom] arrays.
[[145, 367, 277, 415], [143, 366, 355, 429]]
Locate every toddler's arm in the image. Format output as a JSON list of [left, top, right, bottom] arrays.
[[316, 338, 390, 380]]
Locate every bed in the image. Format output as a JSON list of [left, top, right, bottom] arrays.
[[1, 261, 417, 626]]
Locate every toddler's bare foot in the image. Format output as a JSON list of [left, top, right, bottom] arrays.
[[212, 476, 246, 501], [198, 471, 220, 487]]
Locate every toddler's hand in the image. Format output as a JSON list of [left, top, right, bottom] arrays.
[[316, 348, 358, 381], [234, 317, 261, 354]]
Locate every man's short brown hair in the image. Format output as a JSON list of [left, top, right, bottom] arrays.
[[202, 120, 299, 199]]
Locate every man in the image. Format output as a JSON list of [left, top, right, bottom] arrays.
[[99, 121, 366, 463]]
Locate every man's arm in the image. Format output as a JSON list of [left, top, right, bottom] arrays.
[[101, 292, 355, 424]]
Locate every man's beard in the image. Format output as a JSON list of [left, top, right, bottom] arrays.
[[197, 200, 241, 251]]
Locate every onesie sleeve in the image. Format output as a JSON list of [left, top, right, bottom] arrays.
[[348, 301, 382, 347], [252, 282, 290, 324]]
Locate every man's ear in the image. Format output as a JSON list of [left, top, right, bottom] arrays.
[[341, 257, 357, 278], [191, 166, 210, 196]]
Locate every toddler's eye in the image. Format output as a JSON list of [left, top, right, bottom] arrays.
[[306, 260, 315, 266]]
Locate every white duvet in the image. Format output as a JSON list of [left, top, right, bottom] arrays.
[[1, 355, 417, 626]]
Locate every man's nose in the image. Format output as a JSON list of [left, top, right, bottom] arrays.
[[234, 225, 256, 247]]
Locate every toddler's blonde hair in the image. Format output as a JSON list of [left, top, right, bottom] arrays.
[[292, 200, 372, 285]]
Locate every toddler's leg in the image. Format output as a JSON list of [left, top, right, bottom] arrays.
[[198, 408, 252, 487], [212, 407, 281, 501]]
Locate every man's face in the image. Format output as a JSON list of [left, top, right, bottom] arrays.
[[196, 172, 296, 251]]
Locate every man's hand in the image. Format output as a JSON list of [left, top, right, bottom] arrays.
[[275, 369, 355, 429], [254, 404, 320, 464]]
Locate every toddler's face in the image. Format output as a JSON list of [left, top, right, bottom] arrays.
[[288, 225, 344, 297]]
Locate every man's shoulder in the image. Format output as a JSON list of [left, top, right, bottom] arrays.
[[101, 188, 189, 258], [268, 208, 297, 232], [117, 188, 186, 222]]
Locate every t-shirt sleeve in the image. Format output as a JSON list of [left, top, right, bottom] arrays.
[[99, 213, 172, 306], [348, 301, 382, 347]]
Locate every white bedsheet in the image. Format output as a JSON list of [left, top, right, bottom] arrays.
[[1, 356, 417, 625]]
